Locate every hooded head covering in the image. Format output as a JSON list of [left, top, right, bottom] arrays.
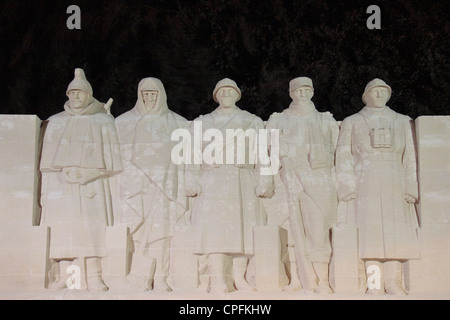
[[66, 68, 93, 96], [213, 78, 242, 103], [362, 78, 392, 104], [134, 77, 168, 116]]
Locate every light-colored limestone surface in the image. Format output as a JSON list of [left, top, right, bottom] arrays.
[[0, 77, 449, 300]]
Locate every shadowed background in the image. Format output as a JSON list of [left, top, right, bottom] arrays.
[[0, 0, 448, 121]]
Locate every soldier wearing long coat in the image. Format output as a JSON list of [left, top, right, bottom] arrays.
[[40, 68, 122, 291], [186, 78, 274, 293], [336, 78, 420, 295]]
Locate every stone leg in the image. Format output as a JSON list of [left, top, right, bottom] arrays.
[[198, 254, 209, 291], [233, 256, 254, 291], [384, 260, 407, 296], [47, 259, 71, 290], [127, 249, 156, 291], [313, 262, 333, 294], [86, 257, 108, 292], [364, 260, 385, 295], [147, 237, 172, 292], [208, 253, 232, 293]]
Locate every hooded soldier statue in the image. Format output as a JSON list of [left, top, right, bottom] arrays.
[[336, 78, 420, 295], [186, 78, 274, 293], [113, 78, 189, 292], [266, 77, 339, 294], [40, 68, 122, 291]]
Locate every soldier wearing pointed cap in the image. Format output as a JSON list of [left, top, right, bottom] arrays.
[[186, 78, 274, 293], [40, 68, 122, 291], [336, 78, 420, 295], [266, 77, 339, 294]]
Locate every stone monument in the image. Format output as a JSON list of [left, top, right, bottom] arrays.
[[0, 71, 449, 300]]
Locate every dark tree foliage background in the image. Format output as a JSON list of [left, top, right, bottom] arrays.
[[0, 0, 448, 121]]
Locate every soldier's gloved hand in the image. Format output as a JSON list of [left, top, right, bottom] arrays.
[[405, 194, 416, 204], [62, 167, 83, 184], [255, 184, 275, 199], [341, 193, 356, 202], [186, 182, 202, 197], [40, 195, 46, 207], [63, 167, 103, 185]]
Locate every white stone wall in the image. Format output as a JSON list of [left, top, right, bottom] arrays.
[[0, 114, 449, 296], [0, 115, 48, 290]]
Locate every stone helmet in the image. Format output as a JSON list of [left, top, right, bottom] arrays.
[[66, 68, 93, 97], [289, 77, 314, 92], [362, 78, 392, 104], [213, 78, 242, 103]]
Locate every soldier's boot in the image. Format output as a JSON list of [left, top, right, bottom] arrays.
[[151, 240, 172, 293], [208, 254, 229, 294], [198, 255, 210, 291], [384, 260, 407, 296], [233, 256, 255, 291], [313, 262, 333, 294], [126, 254, 155, 291], [47, 259, 71, 290], [365, 260, 385, 295], [86, 257, 108, 292]]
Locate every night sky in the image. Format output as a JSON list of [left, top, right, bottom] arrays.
[[0, 0, 448, 122]]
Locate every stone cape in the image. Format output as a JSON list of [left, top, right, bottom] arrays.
[[39, 106, 122, 259]]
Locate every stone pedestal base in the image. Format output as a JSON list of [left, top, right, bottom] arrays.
[[330, 223, 361, 293], [0, 226, 49, 290], [254, 225, 289, 290], [169, 226, 199, 290]]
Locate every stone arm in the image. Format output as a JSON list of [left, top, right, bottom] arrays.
[[185, 164, 202, 197], [402, 118, 419, 203], [323, 113, 340, 170], [62, 167, 114, 185], [335, 118, 357, 202], [330, 118, 340, 156], [266, 114, 289, 160], [254, 117, 275, 199], [185, 120, 202, 197]]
